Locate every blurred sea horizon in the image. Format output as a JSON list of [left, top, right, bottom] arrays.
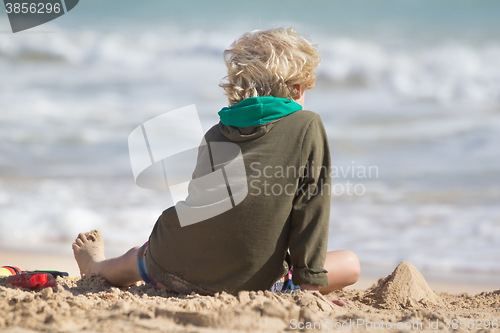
[[1, 0, 499, 282]]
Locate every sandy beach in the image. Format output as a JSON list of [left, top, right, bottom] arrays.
[[1, 251, 499, 332], [1, 1, 500, 332]]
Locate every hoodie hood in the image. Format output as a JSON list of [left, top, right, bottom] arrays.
[[218, 97, 302, 128]]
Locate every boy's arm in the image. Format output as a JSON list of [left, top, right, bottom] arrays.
[[289, 115, 331, 288]]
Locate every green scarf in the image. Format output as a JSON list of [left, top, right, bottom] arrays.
[[218, 97, 302, 128]]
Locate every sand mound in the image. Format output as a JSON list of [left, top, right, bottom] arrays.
[[364, 261, 443, 309]]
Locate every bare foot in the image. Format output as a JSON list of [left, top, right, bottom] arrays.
[[72, 230, 106, 276]]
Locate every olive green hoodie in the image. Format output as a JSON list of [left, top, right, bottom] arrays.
[[145, 97, 331, 295]]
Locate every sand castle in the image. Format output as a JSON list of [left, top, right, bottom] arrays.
[[364, 261, 444, 309]]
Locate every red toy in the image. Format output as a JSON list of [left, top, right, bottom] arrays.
[[6, 272, 56, 290]]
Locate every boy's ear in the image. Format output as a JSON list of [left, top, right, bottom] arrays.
[[293, 84, 303, 100]]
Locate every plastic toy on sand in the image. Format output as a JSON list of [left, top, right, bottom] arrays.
[[5, 272, 57, 290], [0, 266, 21, 276]]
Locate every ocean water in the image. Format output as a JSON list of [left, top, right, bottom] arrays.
[[0, 1, 499, 280]]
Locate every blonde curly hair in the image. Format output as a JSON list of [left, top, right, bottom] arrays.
[[220, 28, 321, 106]]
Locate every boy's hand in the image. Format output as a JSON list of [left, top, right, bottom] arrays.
[[300, 283, 319, 291]]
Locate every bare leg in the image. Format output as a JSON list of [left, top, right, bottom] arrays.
[[72, 230, 142, 287], [319, 250, 360, 294]]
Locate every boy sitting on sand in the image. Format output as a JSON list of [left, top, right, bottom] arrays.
[[73, 28, 359, 295]]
